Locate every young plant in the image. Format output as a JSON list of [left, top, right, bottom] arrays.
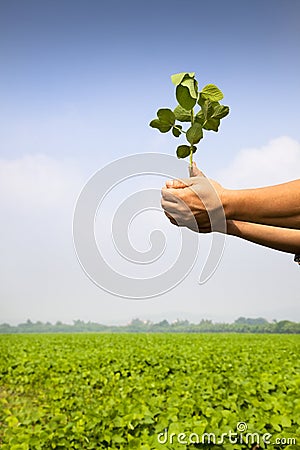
[[149, 72, 230, 174]]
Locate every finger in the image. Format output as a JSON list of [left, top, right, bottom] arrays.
[[164, 211, 179, 226], [161, 199, 182, 214], [165, 178, 188, 189], [162, 190, 189, 208], [165, 179, 174, 188], [190, 161, 205, 177], [161, 187, 183, 203]]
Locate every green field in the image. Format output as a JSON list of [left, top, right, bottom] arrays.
[[0, 334, 299, 449]]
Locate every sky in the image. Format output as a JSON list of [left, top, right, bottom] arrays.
[[0, 0, 299, 325]]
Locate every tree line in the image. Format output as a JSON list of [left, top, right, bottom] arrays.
[[0, 317, 299, 334]]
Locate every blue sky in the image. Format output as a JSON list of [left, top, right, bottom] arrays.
[[1, 0, 300, 164], [0, 0, 299, 324]]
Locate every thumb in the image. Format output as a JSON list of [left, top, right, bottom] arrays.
[[190, 161, 205, 177]]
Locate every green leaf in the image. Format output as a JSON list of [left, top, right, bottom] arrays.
[[171, 72, 195, 86], [203, 118, 220, 132], [112, 434, 126, 443], [172, 126, 182, 137], [149, 119, 171, 133], [186, 123, 203, 144], [181, 78, 198, 99], [173, 105, 191, 122], [128, 438, 141, 449], [270, 417, 282, 432], [157, 108, 175, 126], [201, 99, 214, 120], [149, 108, 175, 133], [176, 144, 196, 159], [5, 415, 19, 427], [176, 85, 197, 111], [281, 416, 292, 428], [201, 84, 224, 101], [195, 110, 205, 125], [197, 93, 206, 107], [211, 104, 230, 119]]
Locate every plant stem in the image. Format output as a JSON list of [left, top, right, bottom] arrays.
[[189, 109, 195, 170], [189, 147, 193, 169], [173, 125, 186, 134]]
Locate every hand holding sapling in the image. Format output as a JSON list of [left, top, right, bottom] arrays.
[[149, 72, 230, 174], [156, 77, 300, 262]]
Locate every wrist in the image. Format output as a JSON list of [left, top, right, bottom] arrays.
[[221, 188, 236, 220]]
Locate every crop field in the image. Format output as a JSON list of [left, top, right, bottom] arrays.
[[0, 333, 299, 450]]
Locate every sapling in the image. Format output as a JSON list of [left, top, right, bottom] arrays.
[[149, 72, 230, 175]]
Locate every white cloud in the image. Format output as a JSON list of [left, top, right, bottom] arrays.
[[218, 136, 300, 189], [0, 154, 84, 209]]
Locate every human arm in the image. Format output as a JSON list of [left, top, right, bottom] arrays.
[[223, 181, 300, 229], [161, 163, 300, 255], [227, 220, 300, 254], [162, 185, 300, 254], [163, 163, 300, 230]]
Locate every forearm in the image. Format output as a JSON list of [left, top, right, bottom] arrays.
[[223, 180, 300, 229], [227, 220, 300, 254]]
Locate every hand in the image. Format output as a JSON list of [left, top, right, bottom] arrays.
[[161, 163, 226, 233]]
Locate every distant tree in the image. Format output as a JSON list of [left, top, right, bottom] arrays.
[[0, 317, 299, 334], [235, 317, 268, 326], [274, 320, 300, 333]]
